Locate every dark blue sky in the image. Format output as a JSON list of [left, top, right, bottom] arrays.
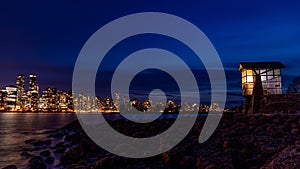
[[1, 0, 300, 105]]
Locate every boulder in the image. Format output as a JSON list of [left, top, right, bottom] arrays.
[[196, 156, 212, 169], [28, 156, 46, 169], [60, 146, 81, 164], [262, 145, 300, 169], [291, 128, 300, 135], [54, 146, 66, 153], [180, 156, 195, 169], [24, 139, 36, 144], [20, 151, 34, 157], [44, 156, 55, 164], [1, 165, 17, 169], [28, 156, 43, 165], [32, 140, 51, 147], [40, 150, 51, 157], [90, 156, 125, 169], [162, 148, 182, 166]]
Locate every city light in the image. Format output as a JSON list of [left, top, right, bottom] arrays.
[[0, 74, 221, 113]]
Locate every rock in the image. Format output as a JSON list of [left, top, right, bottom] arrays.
[[42, 130, 54, 134], [61, 120, 81, 130], [291, 123, 298, 129], [262, 145, 300, 169], [48, 132, 64, 138], [52, 142, 65, 148], [60, 146, 81, 164], [282, 135, 297, 145], [223, 139, 243, 150], [32, 140, 51, 147], [271, 127, 286, 138], [54, 146, 66, 153], [24, 139, 36, 144], [291, 128, 300, 135], [44, 156, 55, 164], [223, 149, 247, 169], [28, 156, 43, 164], [272, 118, 281, 124], [90, 156, 124, 169], [204, 165, 218, 169], [20, 151, 34, 157], [162, 148, 182, 166], [260, 146, 276, 153], [20, 131, 29, 134], [29, 163, 46, 169], [68, 160, 88, 169], [1, 165, 17, 169], [64, 142, 73, 148], [40, 150, 51, 157], [180, 156, 195, 168], [223, 140, 231, 150], [218, 163, 234, 169], [28, 156, 46, 169], [64, 132, 81, 145], [196, 156, 213, 169]]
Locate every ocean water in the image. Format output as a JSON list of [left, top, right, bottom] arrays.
[[0, 112, 77, 168]]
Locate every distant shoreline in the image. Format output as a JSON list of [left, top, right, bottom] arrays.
[[0, 110, 76, 113]]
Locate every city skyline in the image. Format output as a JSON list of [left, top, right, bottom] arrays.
[[0, 73, 226, 113], [0, 73, 74, 112]]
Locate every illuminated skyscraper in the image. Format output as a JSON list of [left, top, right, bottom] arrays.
[[5, 85, 17, 110], [29, 74, 38, 92], [28, 74, 39, 111], [16, 74, 25, 109], [0, 89, 7, 109], [114, 92, 120, 110]]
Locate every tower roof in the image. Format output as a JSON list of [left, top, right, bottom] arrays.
[[238, 62, 284, 71]]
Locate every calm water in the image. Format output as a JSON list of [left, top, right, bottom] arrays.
[[0, 112, 77, 168]]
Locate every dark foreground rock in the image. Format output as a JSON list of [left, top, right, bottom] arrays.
[[2, 165, 17, 169], [20, 112, 300, 169], [261, 145, 300, 169], [28, 156, 47, 169]]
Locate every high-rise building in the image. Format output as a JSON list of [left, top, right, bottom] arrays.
[[16, 74, 25, 110], [29, 74, 37, 92], [114, 92, 120, 110], [5, 85, 17, 110], [66, 90, 74, 111], [0, 89, 7, 110], [41, 87, 58, 111], [28, 74, 39, 111]]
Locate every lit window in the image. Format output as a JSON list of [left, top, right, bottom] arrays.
[[242, 70, 246, 77], [274, 69, 280, 75], [278, 76, 282, 82], [242, 77, 246, 83], [267, 76, 273, 80], [247, 76, 253, 82], [246, 70, 253, 76], [261, 76, 267, 81], [267, 70, 274, 76]]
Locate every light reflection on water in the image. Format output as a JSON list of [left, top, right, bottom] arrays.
[[0, 112, 77, 168]]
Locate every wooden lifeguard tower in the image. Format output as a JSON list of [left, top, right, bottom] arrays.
[[238, 62, 285, 114]]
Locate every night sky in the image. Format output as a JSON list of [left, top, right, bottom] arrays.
[[1, 1, 300, 105]]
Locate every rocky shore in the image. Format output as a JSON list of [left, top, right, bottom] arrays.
[[3, 112, 300, 169]]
